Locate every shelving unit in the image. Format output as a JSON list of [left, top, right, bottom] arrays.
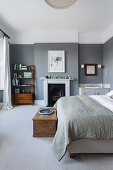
[[12, 85, 33, 87], [11, 65, 34, 105]]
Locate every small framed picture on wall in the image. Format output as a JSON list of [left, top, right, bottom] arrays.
[[85, 64, 97, 76]]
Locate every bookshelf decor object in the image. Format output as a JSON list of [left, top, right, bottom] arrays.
[[11, 65, 34, 105]]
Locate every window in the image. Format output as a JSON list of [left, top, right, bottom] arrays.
[[0, 35, 4, 90]]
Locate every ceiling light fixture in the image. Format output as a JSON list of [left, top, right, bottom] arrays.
[[45, 0, 78, 9]]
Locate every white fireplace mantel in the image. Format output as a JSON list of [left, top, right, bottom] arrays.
[[41, 78, 72, 106]]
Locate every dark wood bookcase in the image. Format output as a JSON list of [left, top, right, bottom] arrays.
[[11, 65, 34, 105]]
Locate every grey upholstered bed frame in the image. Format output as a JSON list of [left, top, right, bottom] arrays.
[[67, 139, 113, 158]]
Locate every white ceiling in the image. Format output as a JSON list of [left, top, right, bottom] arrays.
[[0, 0, 113, 43]]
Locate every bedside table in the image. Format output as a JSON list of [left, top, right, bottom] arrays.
[[32, 108, 57, 137]]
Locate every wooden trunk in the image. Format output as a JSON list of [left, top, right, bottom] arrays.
[[33, 120, 56, 137], [33, 108, 57, 137]]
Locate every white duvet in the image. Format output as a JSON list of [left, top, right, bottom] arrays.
[[90, 95, 113, 113]]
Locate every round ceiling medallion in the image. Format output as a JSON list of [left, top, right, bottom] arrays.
[[45, 0, 78, 9]]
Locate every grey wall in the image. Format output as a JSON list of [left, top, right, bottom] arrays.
[[10, 44, 34, 65], [0, 91, 3, 102], [34, 43, 78, 100], [9, 43, 78, 100], [1, 41, 112, 102], [103, 37, 113, 90], [79, 44, 103, 84]]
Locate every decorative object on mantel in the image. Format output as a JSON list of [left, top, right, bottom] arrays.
[[44, 0, 78, 9], [56, 75, 59, 79], [48, 51, 65, 72], [68, 75, 72, 79], [45, 74, 51, 79], [85, 64, 97, 76], [40, 75, 73, 80], [64, 75, 69, 79]]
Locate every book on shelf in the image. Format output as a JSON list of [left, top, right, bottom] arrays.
[[21, 66, 27, 70], [24, 72, 32, 78], [14, 64, 22, 70], [12, 78, 32, 86], [12, 78, 20, 86], [13, 64, 28, 70]]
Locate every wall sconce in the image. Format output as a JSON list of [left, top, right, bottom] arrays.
[[98, 65, 102, 68], [81, 64, 102, 69], [81, 65, 84, 68]]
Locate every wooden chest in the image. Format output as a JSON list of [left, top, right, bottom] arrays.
[[32, 108, 57, 137]]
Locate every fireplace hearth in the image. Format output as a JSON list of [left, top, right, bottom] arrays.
[[48, 84, 65, 106]]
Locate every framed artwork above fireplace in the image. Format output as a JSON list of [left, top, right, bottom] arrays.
[[48, 50, 65, 72]]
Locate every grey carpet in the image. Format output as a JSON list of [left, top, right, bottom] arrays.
[[0, 105, 113, 170]]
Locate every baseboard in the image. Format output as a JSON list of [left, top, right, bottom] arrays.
[[34, 100, 45, 106], [0, 101, 45, 107]]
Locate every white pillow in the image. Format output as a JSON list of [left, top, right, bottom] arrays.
[[106, 90, 113, 97]]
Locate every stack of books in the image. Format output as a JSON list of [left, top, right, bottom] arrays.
[[12, 78, 20, 86], [14, 64, 22, 70], [21, 66, 27, 70], [13, 64, 28, 70]]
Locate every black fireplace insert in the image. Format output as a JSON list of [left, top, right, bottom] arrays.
[[48, 84, 65, 107]]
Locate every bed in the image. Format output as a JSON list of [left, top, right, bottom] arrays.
[[52, 93, 113, 161]]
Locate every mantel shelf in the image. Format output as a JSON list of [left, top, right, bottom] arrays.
[[41, 78, 73, 81]]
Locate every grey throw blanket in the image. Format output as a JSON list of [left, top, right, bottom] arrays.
[[52, 95, 113, 161]]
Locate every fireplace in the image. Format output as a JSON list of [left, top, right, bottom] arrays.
[[42, 78, 71, 106], [48, 84, 65, 106]]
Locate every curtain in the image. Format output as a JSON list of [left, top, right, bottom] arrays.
[[0, 35, 4, 90], [2, 36, 13, 110]]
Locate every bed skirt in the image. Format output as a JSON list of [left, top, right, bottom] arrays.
[[67, 139, 113, 153]]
